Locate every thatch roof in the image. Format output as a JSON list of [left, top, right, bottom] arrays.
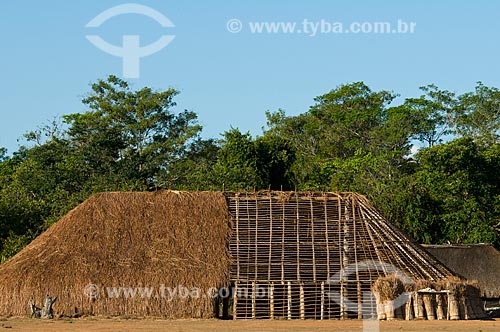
[[227, 192, 455, 319], [422, 244, 500, 298], [0, 191, 231, 317], [228, 191, 453, 283]]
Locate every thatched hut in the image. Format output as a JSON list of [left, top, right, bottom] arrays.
[[0, 191, 231, 318], [423, 244, 500, 310]]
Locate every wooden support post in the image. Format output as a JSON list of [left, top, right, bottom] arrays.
[[268, 196, 273, 281], [233, 282, 238, 320], [270, 283, 274, 320], [340, 279, 346, 320], [423, 293, 436, 320], [251, 282, 256, 319], [222, 289, 229, 319], [351, 198, 362, 319], [414, 292, 419, 319], [324, 195, 330, 282], [281, 201, 285, 283], [296, 196, 301, 281], [449, 292, 460, 320], [213, 292, 220, 319], [436, 293, 445, 320], [300, 283, 305, 320], [446, 291, 451, 320], [321, 282, 325, 320], [310, 197, 316, 282], [405, 292, 414, 320], [235, 200, 240, 281], [340, 200, 350, 320], [287, 281, 292, 320], [254, 203, 259, 279], [416, 292, 426, 319], [338, 197, 345, 320]]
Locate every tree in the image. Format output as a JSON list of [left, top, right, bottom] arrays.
[[254, 135, 295, 190], [63, 75, 202, 190], [403, 84, 455, 147], [264, 82, 413, 196], [211, 128, 295, 191], [453, 82, 500, 145], [308, 82, 396, 159], [404, 138, 500, 245], [212, 129, 260, 190], [0, 148, 7, 162], [160, 138, 220, 190]]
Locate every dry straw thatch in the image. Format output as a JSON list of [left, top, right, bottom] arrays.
[[0, 191, 231, 318], [371, 275, 409, 320], [372, 275, 406, 302], [423, 244, 500, 298]]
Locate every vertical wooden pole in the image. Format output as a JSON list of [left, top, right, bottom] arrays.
[[340, 199, 350, 320], [352, 199, 363, 319], [447, 292, 451, 320], [310, 197, 316, 282], [214, 292, 220, 319], [235, 199, 240, 281], [405, 292, 414, 320], [415, 292, 419, 319], [287, 281, 292, 320], [222, 288, 229, 319], [268, 196, 273, 281], [281, 200, 285, 283], [300, 283, 305, 320], [338, 197, 345, 320], [252, 282, 256, 319], [436, 293, 445, 320], [270, 282, 274, 319], [296, 195, 301, 281], [255, 199, 259, 280], [321, 282, 325, 320], [324, 195, 330, 282]]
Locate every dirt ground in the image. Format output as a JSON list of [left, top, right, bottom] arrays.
[[0, 318, 498, 332]]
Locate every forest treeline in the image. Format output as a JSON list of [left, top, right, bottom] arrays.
[[1, 76, 499, 261]]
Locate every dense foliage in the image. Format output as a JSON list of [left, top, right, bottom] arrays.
[[1, 76, 499, 261]]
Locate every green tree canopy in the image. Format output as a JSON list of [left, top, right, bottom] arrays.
[[1, 79, 500, 262]]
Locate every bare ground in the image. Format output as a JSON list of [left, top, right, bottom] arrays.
[[0, 318, 499, 332]]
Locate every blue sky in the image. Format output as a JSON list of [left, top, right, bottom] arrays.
[[1, 0, 500, 154]]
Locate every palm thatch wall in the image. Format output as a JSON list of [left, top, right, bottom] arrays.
[[0, 191, 231, 318], [423, 244, 500, 299]]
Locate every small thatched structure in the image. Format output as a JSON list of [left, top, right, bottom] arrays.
[[0, 191, 231, 318], [423, 244, 500, 300]]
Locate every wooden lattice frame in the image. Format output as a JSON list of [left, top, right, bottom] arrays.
[[225, 191, 453, 319]]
